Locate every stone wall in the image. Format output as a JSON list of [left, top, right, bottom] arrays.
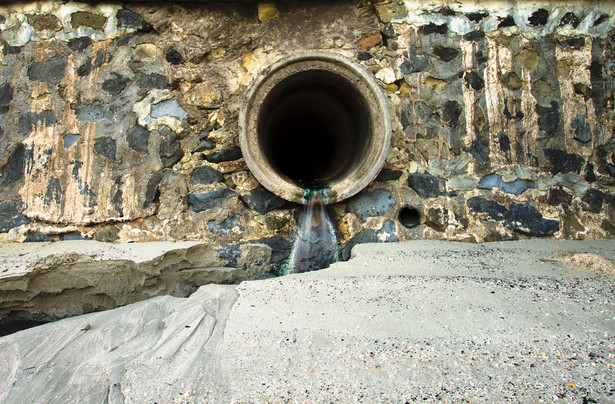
[[0, 1, 614, 270]]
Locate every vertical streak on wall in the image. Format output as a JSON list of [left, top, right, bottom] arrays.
[[484, 37, 504, 170], [460, 39, 476, 174]]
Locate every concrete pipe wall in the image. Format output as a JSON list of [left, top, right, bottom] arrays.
[[240, 52, 391, 204]]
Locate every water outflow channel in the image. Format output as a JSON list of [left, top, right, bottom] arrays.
[[240, 52, 392, 273]]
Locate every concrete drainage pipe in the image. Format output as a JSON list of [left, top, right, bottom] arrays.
[[239, 52, 391, 204]]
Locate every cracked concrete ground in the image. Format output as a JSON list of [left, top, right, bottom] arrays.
[[0, 239, 614, 403]]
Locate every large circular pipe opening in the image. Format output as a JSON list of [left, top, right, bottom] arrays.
[[240, 52, 391, 204]]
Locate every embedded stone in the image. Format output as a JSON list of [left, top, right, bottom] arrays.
[[208, 215, 244, 235], [63, 134, 80, 148], [44, 178, 63, 205], [357, 51, 372, 61], [442, 100, 461, 128], [218, 244, 241, 267], [256, 236, 293, 271], [0, 201, 29, 232], [3, 45, 22, 56], [188, 189, 235, 212], [240, 189, 286, 214], [357, 32, 382, 50], [0, 144, 26, 187], [102, 75, 131, 96], [67, 37, 92, 52], [408, 173, 457, 199], [18, 111, 58, 134], [593, 14, 609, 27], [528, 9, 549, 26], [536, 101, 560, 134], [498, 15, 516, 28], [116, 9, 153, 32], [466, 12, 488, 22], [219, 160, 248, 174], [418, 23, 448, 35], [93, 137, 117, 162], [464, 30, 485, 42], [433, 46, 459, 62], [424, 206, 449, 232], [495, 133, 511, 153], [582, 189, 604, 214], [190, 166, 223, 185], [463, 71, 484, 91], [71, 11, 107, 31], [559, 37, 585, 50], [381, 23, 398, 38], [375, 169, 402, 182], [166, 47, 184, 65], [195, 140, 217, 153], [573, 83, 593, 100], [27, 14, 61, 31], [73, 102, 114, 123], [205, 147, 242, 164], [478, 174, 535, 195], [400, 48, 429, 75], [560, 12, 580, 28], [347, 189, 396, 222], [428, 154, 470, 178], [505, 203, 559, 236], [571, 114, 591, 143], [94, 225, 119, 242], [0, 83, 13, 106], [546, 186, 573, 206], [135, 73, 168, 89], [151, 98, 187, 120], [132, 44, 162, 61], [143, 171, 163, 209], [514, 49, 540, 71], [533, 80, 554, 98], [28, 55, 67, 84], [501, 72, 523, 91], [258, 3, 279, 24], [159, 127, 184, 168], [127, 125, 150, 153], [448, 175, 479, 191], [544, 149, 585, 175], [341, 220, 397, 260], [584, 163, 597, 183]]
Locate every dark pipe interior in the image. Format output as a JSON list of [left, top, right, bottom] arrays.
[[398, 206, 420, 228], [258, 70, 371, 189]]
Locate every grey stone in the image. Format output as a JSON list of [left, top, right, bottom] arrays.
[[433, 45, 459, 62], [190, 166, 223, 185], [463, 71, 484, 91], [239, 189, 286, 214], [347, 189, 396, 222], [63, 134, 81, 148], [0, 201, 29, 232], [528, 9, 549, 26], [375, 169, 402, 182], [424, 206, 449, 232], [256, 236, 293, 272], [341, 220, 397, 260], [418, 23, 448, 35], [166, 47, 184, 65], [408, 173, 457, 199], [28, 56, 67, 84], [18, 111, 57, 134], [102, 75, 131, 96], [77, 51, 108, 77], [143, 171, 162, 209], [442, 101, 461, 128], [2, 45, 22, 56], [413, 101, 441, 128], [428, 154, 470, 177], [135, 73, 168, 89], [448, 175, 479, 191], [464, 30, 485, 42], [478, 174, 535, 195], [116, 9, 153, 32], [159, 127, 184, 168], [544, 148, 585, 175], [188, 189, 235, 212], [536, 101, 560, 135], [44, 177, 63, 205], [93, 137, 117, 162], [468, 197, 559, 237], [467, 12, 488, 22], [127, 125, 150, 153], [571, 114, 591, 143], [208, 215, 244, 235], [399, 48, 429, 75], [582, 189, 604, 214], [0, 143, 27, 187], [67, 37, 92, 52], [205, 147, 242, 164], [195, 140, 217, 153], [73, 102, 114, 123], [151, 98, 188, 120], [0, 83, 13, 106], [501, 72, 523, 91]]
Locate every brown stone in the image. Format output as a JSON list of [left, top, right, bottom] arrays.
[[219, 160, 248, 174], [27, 14, 62, 31], [71, 11, 107, 31], [358, 32, 382, 50]]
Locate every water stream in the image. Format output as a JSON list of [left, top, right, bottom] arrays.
[[282, 189, 339, 275]]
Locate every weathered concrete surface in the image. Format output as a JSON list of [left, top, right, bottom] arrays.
[[0, 240, 272, 321], [1, 239, 614, 402]]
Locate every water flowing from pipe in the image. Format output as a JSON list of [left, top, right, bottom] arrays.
[[282, 189, 339, 275]]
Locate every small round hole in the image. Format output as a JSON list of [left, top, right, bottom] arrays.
[[398, 206, 420, 228]]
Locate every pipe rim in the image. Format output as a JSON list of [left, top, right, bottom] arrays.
[[239, 51, 391, 205]]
